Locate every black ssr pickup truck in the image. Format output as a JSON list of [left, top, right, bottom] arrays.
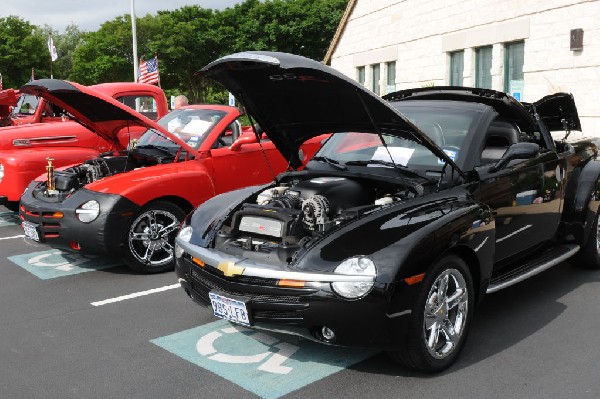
[[174, 51, 600, 373]]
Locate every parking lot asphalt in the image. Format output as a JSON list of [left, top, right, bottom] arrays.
[[1, 204, 599, 399]]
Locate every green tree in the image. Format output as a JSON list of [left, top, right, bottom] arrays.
[[222, 0, 348, 60], [70, 16, 134, 84], [56, 24, 86, 80], [0, 16, 48, 88], [62, 0, 349, 102], [149, 6, 228, 103]]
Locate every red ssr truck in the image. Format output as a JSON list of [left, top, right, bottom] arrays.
[[0, 81, 168, 210]]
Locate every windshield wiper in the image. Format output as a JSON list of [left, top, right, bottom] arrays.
[[312, 155, 347, 171]]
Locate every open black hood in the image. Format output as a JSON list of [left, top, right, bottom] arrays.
[[200, 51, 459, 171]]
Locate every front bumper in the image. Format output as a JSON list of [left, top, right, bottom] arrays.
[[175, 239, 417, 350], [19, 183, 140, 254], [0, 196, 7, 206]]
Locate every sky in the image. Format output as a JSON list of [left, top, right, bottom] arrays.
[[1, 0, 244, 33]]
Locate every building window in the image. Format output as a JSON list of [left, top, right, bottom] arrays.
[[504, 41, 525, 99], [386, 61, 396, 94], [356, 66, 365, 86], [449, 51, 464, 86], [475, 46, 493, 89], [371, 63, 380, 95]]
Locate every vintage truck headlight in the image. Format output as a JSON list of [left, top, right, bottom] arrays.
[[0, 162, 4, 183], [331, 256, 376, 299], [175, 226, 193, 258], [75, 200, 100, 223]]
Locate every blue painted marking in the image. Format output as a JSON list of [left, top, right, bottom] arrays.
[[8, 249, 121, 279], [152, 320, 376, 399], [0, 211, 18, 228]]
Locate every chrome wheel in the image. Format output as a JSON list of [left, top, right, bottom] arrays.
[[423, 268, 468, 359], [128, 209, 180, 268]]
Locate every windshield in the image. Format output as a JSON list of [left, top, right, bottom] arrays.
[[313, 104, 479, 177], [316, 132, 442, 172], [137, 108, 227, 150], [391, 101, 482, 166], [12, 94, 40, 116]]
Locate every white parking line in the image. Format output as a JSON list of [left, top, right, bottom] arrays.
[[0, 235, 25, 240], [91, 283, 180, 307]]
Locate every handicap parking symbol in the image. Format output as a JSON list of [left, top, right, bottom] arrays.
[[152, 320, 376, 399], [0, 211, 18, 228], [7, 249, 121, 279]]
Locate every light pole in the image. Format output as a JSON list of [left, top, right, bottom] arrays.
[[131, 0, 139, 82]]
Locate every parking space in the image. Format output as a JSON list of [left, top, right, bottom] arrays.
[[1, 204, 600, 398]]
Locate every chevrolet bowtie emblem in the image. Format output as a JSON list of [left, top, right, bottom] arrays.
[[217, 261, 244, 277]]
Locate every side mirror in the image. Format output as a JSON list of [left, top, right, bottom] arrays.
[[230, 134, 258, 151], [489, 142, 540, 172]]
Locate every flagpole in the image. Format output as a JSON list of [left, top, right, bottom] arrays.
[[131, 0, 139, 82]]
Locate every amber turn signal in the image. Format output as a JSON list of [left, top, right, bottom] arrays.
[[191, 257, 205, 267], [404, 273, 425, 285], [277, 279, 305, 288]]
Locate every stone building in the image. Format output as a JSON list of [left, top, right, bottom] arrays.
[[324, 0, 600, 135]]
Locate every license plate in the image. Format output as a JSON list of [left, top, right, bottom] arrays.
[[22, 221, 40, 242], [209, 292, 252, 326]]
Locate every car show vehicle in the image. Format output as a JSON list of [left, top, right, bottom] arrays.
[[19, 79, 323, 274], [0, 81, 168, 210], [174, 51, 597, 373]]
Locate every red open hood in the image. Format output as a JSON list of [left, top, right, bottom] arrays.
[[19, 79, 195, 152], [0, 89, 19, 107], [0, 89, 19, 119]]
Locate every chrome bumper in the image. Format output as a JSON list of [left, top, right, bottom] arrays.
[[175, 238, 375, 283]]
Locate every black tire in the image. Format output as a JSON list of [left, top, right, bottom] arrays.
[[574, 210, 600, 269], [123, 200, 186, 274], [389, 254, 474, 373]]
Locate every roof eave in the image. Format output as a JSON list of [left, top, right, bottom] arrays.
[[323, 0, 357, 65]]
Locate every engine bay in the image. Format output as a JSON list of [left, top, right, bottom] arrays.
[[32, 147, 177, 202], [214, 175, 426, 264]]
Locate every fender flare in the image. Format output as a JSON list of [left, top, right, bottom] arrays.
[[565, 160, 600, 245]]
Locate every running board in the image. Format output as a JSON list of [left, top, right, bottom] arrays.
[[486, 244, 580, 293]]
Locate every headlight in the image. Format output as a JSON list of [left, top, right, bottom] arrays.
[[175, 226, 193, 258], [0, 163, 4, 183], [331, 256, 376, 299], [179, 226, 193, 242], [75, 200, 100, 223]]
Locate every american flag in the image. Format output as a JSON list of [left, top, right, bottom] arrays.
[[138, 57, 160, 85]]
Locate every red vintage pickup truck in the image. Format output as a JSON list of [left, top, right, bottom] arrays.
[[0, 81, 168, 210]]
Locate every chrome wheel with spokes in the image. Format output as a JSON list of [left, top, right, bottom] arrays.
[[389, 254, 473, 373], [124, 201, 186, 273], [423, 268, 468, 359]]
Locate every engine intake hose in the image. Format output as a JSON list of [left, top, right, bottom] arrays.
[[272, 193, 302, 209]]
